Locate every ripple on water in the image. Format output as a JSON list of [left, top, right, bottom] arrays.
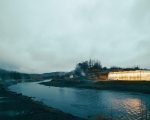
[[8, 82, 150, 120]]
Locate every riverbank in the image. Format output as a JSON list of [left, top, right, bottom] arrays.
[[83, 80, 150, 94], [40, 79, 86, 87], [40, 79, 150, 94], [0, 82, 85, 120]]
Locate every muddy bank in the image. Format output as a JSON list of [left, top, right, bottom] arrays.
[[0, 84, 85, 120], [40, 80, 150, 94]]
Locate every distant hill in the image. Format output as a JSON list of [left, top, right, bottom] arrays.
[[29, 72, 67, 77], [43, 72, 66, 77], [0, 69, 9, 73], [0, 68, 67, 81]]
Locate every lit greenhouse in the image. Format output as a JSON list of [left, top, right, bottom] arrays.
[[108, 70, 150, 81]]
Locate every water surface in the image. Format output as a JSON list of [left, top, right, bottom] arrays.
[[9, 80, 150, 119]]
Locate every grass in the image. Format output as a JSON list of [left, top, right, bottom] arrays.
[[82, 80, 150, 94], [40, 79, 150, 94], [40, 79, 86, 88]]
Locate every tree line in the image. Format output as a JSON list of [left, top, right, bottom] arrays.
[[74, 59, 142, 76], [0, 69, 29, 81], [74, 59, 102, 76]]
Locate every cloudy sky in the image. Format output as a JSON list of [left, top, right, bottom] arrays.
[[0, 0, 150, 73]]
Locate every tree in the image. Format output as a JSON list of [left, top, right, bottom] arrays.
[[103, 67, 107, 70], [9, 72, 22, 80], [89, 59, 92, 68], [74, 59, 103, 76], [1, 73, 6, 81], [74, 64, 82, 76], [90, 59, 102, 70], [80, 61, 89, 72]]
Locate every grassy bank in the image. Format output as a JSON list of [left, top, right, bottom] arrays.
[[0, 83, 85, 120], [40, 79, 150, 94], [83, 80, 150, 94], [40, 79, 86, 87]]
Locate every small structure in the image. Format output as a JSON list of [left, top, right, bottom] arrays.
[[98, 72, 108, 80], [108, 70, 150, 81], [69, 75, 74, 78]]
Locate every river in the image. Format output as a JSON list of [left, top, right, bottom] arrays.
[[8, 80, 150, 120]]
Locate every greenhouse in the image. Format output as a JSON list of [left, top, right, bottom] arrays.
[[108, 70, 150, 81]]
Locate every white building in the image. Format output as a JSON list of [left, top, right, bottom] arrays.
[[108, 70, 150, 81]]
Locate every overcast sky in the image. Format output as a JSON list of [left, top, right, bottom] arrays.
[[0, 0, 150, 73]]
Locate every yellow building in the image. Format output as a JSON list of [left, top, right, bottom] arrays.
[[108, 70, 150, 81]]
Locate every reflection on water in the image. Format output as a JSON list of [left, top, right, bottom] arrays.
[[8, 80, 150, 120], [111, 98, 149, 119], [123, 98, 142, 114]]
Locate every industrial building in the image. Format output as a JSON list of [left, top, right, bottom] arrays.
[[108, 70, 150, 81]]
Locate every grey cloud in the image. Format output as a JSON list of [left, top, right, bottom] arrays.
[[129, 0, 150, 28], [0, 0, 150, 73]]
